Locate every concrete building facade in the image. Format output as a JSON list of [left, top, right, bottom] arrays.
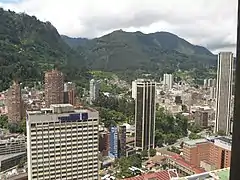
[[26, 104, 99, 180], [215, 52, 234, 135], [163, 74, 173, 90], [89, 79, 100, 105], [63, 82, 76, 106]]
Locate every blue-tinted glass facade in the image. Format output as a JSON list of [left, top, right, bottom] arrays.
[[109, 126, 118, 158]]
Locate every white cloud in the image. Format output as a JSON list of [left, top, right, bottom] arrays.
[[0, 0, 238, 52]]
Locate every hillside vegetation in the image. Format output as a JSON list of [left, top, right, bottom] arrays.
[[63, 30, 217, 75], [0, 8, 87, 91]]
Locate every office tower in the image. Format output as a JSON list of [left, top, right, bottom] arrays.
[[208, 78, 216, 88], [210, 87, 216, 100], [63, 82, 76, 106], [163, 74, 173, 90], [118, 125, 126, 157], [109, 126, 118, 158], [89, 79, 100, 105], [26, 104, 99, 180], [44, 69, 64, 107], [7, 81, 22, 123], [215, 52, 234, 135], [135, 79, 156, 151], [203, 79, 208, 88]]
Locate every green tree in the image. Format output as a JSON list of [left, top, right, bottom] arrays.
[[189, 132, 202, 140], [0, 115, 8, 129], [149, 148, 156, 157], [141, 150, 148, 159]]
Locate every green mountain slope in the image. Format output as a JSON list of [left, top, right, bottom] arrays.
[[63, 30, 216, 73], [0, 8, 86, 91]]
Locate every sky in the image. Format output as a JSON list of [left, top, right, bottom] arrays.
[[0, 0, 238, 53]]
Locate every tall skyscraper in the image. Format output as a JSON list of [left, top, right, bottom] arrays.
[[163, 74, 173, 90], [132, 80, 137, 99], [118, 125, 126, 157], [26, 104, 99, 180], [44, 69, 64, 107], [109, 126, 118, 158], [215, 52, 234, 135], [89, 79, 100, 105], [135, 79, 156, 151], [63, 82, 76, 106], [7, 81, 22, 123]]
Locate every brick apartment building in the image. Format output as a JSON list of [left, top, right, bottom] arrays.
[[182, 137, 232, 171], [183, 139, 211, 167], [7, 81, 23, 123], [44, 69, 64, 107], [209, 137, 231, 169]]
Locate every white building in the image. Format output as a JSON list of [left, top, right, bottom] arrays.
[[89, 79, 100, 105], [163, 74, 173, 90], [26, 104, 99, 180], [131, 81, 137, 99]]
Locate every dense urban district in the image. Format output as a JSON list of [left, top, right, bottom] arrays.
[[0, 8, 232, 180]]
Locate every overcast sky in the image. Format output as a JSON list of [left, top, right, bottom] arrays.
[[0, 0, 238, 53]]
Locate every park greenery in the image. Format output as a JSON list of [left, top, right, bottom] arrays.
[[155, 107, 188, 147], [93, 94, 134, 127], [0, 115, 26, 134], [189, 132, 202, 140], [167, 146, 181, 154], [115, 154, 142, 178]]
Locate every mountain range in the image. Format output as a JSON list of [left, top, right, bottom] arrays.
[[0, 8, 216, 91], [62, 30, 216, 72]]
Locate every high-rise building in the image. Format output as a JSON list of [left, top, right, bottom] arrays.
[[99, 131, 109, 157], [7, 81, 22, 123], [89, 79, 100, 105], [163, 74, 173, 90], [135, 79, 156, 151], [63, 82, 76, 106], [215, 52, 234, 135], [210, 87, 216, 100], [132, 81, 137, 99], [44, 69, 64, 108], [109, 126, 118, 158], [203, 79, 208, 88], [26, 104, 99, 180], [194, 109, 209, 127], [118, 125, 127, 157]]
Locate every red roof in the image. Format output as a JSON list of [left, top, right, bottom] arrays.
[[123, 170, 178, 180], [168, 155, 205, 174]]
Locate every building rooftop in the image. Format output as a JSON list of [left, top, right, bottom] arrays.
[[184, 139, 208, 146], [169, 155, 205, 174], [217, 136, 232, 145], [172, 167, 230, 180], [123, 170, 178, 180], [0, 152, 26, 162], [27, 104, 97, 116]]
